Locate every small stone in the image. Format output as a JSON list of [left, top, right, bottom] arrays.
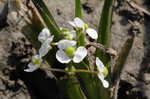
[[0, 80, 6, 91], [144, 73, 150, 82]]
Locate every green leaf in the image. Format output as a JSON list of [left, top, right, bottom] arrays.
[[32, 0, 62, 41], [96, 0, 115, 99], [96, 0, 114, 67], [73, 62, 102, 99], [75, 0, 83, 19], [58, 75, 87, 99], [97, 0, 114, 47], [32, 0, 59, 29]]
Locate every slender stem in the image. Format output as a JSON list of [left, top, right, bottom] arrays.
[[87, 41, 106, 52], [40, 67, 98, 74], [76, 69, 98, 74]]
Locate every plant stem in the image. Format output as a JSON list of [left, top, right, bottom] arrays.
[[40, 67, 98, 74]]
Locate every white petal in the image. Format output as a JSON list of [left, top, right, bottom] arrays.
[[96, 57, 104, 72], [98, 74, 109, 88], [68, 21, 76, 27], [74, 17, 85, 28], [38, 28, 50, 43], [24, 63, 38, 72], [86, 28, 98, 40], [56, 50, 71, 63], [73, 46, 87, 63], [39, 36, 54, 57], [39, 42, 51, 57], [57, 40, 76, 49]]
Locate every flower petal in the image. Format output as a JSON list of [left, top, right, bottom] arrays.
[[56, 50, 71, 63], [24, 63, 39, 72], [73, 46, 87, 63], [96, 57, 104, 72], [74, 17, 85, 28], [86, 28, 98, 40], [39, 36, 54, 57], [38, 28, 51, 43], [68, 21, 76, 27], [57, 40, 76, 49], [98, 74, 109, 88]]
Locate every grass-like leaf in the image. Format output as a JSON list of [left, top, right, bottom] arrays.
[[96, 0, 114, 74], [96, 0, 114, 99], [75, 0, 83, 19], [73, 62, 102, 99], [97, 0, 114, 47], [58, 75, 87, 99], [96, 0, 114, 67], [32, 0, 62, 41]]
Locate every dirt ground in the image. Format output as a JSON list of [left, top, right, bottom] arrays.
[[0, 0, 150, 99]]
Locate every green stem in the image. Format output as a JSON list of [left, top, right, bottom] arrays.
[[75, 0, 83, 19], [40, 67, 98, 74]]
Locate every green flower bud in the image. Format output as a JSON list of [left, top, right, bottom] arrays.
[[65, 66, 76, 75], [64, 33, 73, 40], [84, 24, 89, 29], [60, 28, 68, 32], [32, 59, 41, 66], [65, 47, 76, 57], [102, 67, 108, 77]]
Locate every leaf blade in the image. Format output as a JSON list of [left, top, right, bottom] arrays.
[[75, 0, 83, 19]]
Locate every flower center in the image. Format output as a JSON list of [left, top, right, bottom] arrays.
[[84, 24, 89, 30], [65, 47, 76, 57], [101, 67, 108, 77], [32, 58, 41, 65]]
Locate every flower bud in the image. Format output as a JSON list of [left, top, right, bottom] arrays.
[[84, 24, 89, 30], [102, 67, 108, 77]]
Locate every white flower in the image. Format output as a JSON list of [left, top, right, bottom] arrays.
[[38, 28, 51, 43], [39, 36, 54, 57], [24, 55, 42, 72], [56, 40, 87, 63], [96, 57, 109, 88], [69, 17, 98, 40], [24, 28, 54, 72], [38, 28, 54, 57]]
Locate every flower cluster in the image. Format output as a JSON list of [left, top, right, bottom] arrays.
[[24, 28, 54, 72], [24, 17, 109, 88]]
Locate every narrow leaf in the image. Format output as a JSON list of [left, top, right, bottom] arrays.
[[73, 62, 101, 99], [75, 0, 83, 19], [96, 0, 115, 99], [58, 76, 87, 99], [32, 0, 62, 41], [97, 0, 114, 47]]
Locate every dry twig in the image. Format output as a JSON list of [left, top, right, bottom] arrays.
[[126, 0, 150, 16]]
